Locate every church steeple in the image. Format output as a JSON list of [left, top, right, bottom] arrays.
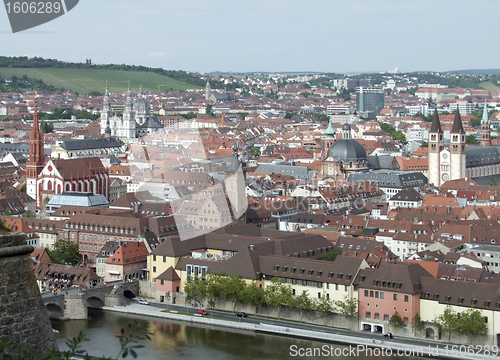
[[205, 80, 211, 100], [450, 109, 466, 182], [324, 118, 336, 149], [103, 80, 110, 110], [481, 101, 491, 147], [26, 94, 45, 204], [105, 117, 111, 141], [342, 121, 351, 139], [325, 118, 335, 139], [451, 109, 465, 134], [125, 80, 132, 109], [428, 109, 444, 186]]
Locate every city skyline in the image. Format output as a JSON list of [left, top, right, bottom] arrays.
[[0, 0, 499, 74]]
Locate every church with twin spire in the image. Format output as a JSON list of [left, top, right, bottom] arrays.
[[428, 102, 500, 186]]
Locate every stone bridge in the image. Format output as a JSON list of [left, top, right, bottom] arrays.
[[42, 280, 140, 320]]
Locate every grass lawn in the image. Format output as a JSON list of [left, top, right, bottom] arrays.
[[0, 68, 202, 94], [479, 81, 500, 90]]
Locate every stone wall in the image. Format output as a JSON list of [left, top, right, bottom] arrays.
[[0, 231, 57, 355]]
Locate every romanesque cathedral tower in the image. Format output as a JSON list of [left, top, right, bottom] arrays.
[[428, 109, 466, 186]]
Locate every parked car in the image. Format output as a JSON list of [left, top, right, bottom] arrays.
[[235, 312, 247, 318], [383, 333, 393, 339], [138, 298, 149, 305], [197, 309, 208, 315]]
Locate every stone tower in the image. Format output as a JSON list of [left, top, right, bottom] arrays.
[[26, 96, 45, 205], [122, 80, 136, 138], [205, 80, 211, 101], [0, 229, 57, 355], [100, 80, 112, 136], [481, 101, 491, 147], [428, 110, 443, 186], [450, 110, 466, 181]]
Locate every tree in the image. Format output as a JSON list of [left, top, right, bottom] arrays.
[[420, 141, 428, 148], [434, 305, 458, 342], [219, 274, 246, 311], [3, 209, 11, 216], [264, 277, 293, 319], [238, 282, 266, 313], [315, 295, 334, 326], [48, 239, 81, 266], [334, 296, 359, 329], [249, 146, 261, 157], [411, 312, 424, 334], [183, 277, 207, 306], [205, 104, 213, 116], [455, 308, 487, 344], [288, 290, 315, 322], [389, 310, 404, 328], [318, 114, 330, 122], [322, 248, 342, 262], [466, 134, 479, 144], [164, 292, 171, 310]]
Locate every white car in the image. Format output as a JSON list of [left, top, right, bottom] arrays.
[[138, 298, 149, 305]]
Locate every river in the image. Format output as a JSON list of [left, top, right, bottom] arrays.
[[51, 309, 429, 359]]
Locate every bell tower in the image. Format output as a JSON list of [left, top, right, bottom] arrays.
[[100, 80, 112, 135], [428, 110, 443, 186], [450, 110, 466, 181], [481, 101, 491, 147], [26, 94, 45, 203]]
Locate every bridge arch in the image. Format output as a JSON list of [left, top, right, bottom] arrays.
[[45, 303, 64, 319], [86, 296, 105, 309], [123, 290, 136, 299]]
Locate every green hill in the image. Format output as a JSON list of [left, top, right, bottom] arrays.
[[0, 68, 202, 94]]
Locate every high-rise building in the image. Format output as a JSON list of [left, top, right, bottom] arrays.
[[356, 87, 384, 117]]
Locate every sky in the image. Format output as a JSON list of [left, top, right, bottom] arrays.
[[1, 0, 499, 74]]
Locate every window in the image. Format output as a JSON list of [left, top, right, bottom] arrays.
[[364, 290, 369, 297], [404, 295, 409, 303], [153, 266, 156, 272], [374, 313, 380, 320], [384, 314, 389, 321], [366, 312, 371, 319], [393, 294, 398, 301]]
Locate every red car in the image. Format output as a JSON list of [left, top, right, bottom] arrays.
[[197, 309, 208, 315]]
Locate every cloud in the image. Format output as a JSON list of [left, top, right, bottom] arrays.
[[144, 52, 172, 59], [170, 11, 206, 18]]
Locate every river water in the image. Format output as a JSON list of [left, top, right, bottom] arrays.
[[51, 309, 429, 360]]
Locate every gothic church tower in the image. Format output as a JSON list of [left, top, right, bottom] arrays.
[[481, 101, 491, 147], [26, 96, 45, 203]]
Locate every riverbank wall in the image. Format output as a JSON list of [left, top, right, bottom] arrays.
[[102, 304, 497, 360]]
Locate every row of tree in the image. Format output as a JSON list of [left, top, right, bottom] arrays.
[[378, 121, 407, 143], [434, 305, 487, 343], [184, 275, 358, 325], [22, 108, 100, 122], [184, 274, 488, 342]]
